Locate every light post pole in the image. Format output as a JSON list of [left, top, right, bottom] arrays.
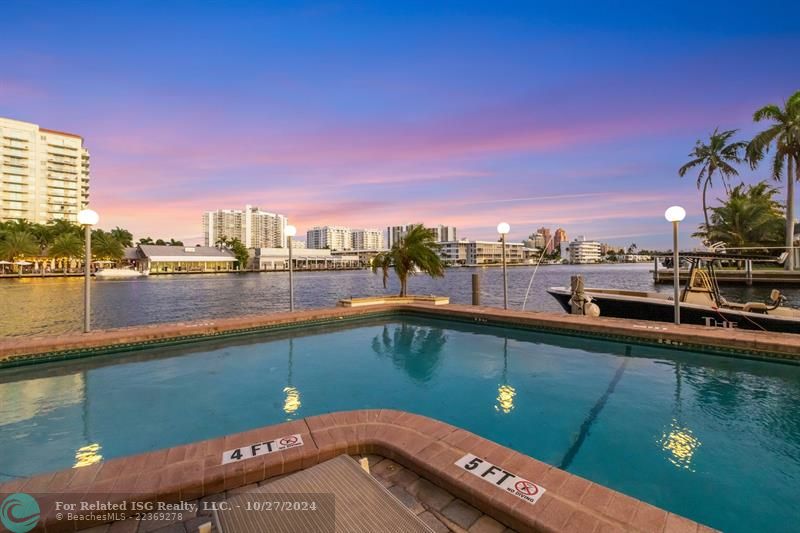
[[497, 222, 510, 310], [664, 206, 686, 325], [286, 225, 297, 311], [77, 209, 99, 333]]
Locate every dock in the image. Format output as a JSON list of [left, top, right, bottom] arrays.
[[653, 268, 800, 285]]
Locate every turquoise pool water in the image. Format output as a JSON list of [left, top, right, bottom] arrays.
[[1, 317, 798, 532]]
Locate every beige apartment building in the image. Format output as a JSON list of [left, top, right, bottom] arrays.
[[0, 117, 90, 223]]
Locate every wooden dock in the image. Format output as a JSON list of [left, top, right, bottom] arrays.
[[653, 268, 800, 285]]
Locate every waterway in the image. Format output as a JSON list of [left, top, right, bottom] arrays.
[[2, 264, 798, 337]]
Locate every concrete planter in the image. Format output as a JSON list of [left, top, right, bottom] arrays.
[[338, 295, 450, 307]]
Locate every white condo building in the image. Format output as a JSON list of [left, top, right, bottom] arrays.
[[0, 117, 90, 223], [387, 224, 457, 247], [439, 240, 527, 266], [306, 226, 385, 250], [351, 228, 384, 250], [306, 226, 352, 250], [202, 205, 288, 248], [568, 236, 602, 264]]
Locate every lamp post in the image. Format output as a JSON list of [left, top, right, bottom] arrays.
[[497, 222, 510, 310], [286, 225, 297, 311], [77, 209, 99, 333], [664, 206, 686, 325]]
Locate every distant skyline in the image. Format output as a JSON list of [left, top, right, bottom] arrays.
[[2, 1, 797, 247]]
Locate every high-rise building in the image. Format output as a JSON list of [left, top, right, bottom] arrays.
[[554, 228, 568, 252], [351, 228, 384, 250], [433, 225, 457, 242], [203, 205, 287, 248], [537, 227, 553, 253], [387, 224, 457, 247], [306, 226, 352, 250], [0, 117, 90, 223]]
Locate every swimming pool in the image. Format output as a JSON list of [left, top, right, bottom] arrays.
[[1, 316, 798, 532]]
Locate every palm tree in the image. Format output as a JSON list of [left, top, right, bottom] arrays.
[[110, 227, 134, 247], [694, 181, 785, 250], [227, 237, 249, 269], [0, 230, 39, 261], [746, 91, 800, 270], [168, 238, 184, 246], [47, 219, 81, 238], [138, 237, 154, 245], [29, 223, 53, 255], [371, 224, 444, 296], [48, 233, 84, 272], [678, 129, 748, 239], [91, 230, 124, 262]]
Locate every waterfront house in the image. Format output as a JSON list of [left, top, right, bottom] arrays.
[[126, 245, 236, 273]]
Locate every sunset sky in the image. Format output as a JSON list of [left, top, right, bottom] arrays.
[[2, 1, 797, 247]]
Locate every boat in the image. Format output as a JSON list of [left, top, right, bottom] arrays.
[[547, 253, 800, 333], [95, 267, 149, 280]]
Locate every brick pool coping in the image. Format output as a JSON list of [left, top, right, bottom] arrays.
[[0, 409, 715, 533], [1, 303, 798, 367]]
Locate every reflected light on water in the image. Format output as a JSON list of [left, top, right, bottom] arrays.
[[283, 386, 301, 416], [659, 420, 701, 471], [74, 443, 103, 468], [495, 384, 516, 414]]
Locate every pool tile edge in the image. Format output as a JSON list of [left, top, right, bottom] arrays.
[[1, 303, 797, 368], [0, 409, 717, 533]]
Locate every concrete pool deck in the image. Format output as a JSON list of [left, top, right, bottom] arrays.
[[0, 410, 716, 532], [0, 302, 797, 368]]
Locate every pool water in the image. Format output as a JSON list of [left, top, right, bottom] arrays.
[[1, 317, 798, 532]]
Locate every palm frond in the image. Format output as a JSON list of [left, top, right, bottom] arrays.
[[753, 104, 784, 123]]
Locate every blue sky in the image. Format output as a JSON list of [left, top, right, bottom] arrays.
[[1, 0, 797, 246]]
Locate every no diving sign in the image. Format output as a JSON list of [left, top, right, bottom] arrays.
[[455, 453, 545, 505], [222, 434, 304, 465]]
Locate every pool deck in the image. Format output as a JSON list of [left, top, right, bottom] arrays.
[[0, 409, 715, 533], [1, 302, 797, 367]]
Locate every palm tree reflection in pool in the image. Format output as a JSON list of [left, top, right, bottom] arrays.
[[283, 338, 302, 419], [496, 338, 516, 414], [371, 324, 447, 383]]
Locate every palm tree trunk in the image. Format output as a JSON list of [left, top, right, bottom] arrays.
[[787, 155, 796, 271], [399, 275, 407, 297], [702, 177, 711, 239]]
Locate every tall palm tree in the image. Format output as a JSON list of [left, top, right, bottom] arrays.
[[91, 230, 124, 262], [110, 227, 134, 247], [0, 230, 39, 261], [371, 224, 444, 296], [48, 233, 84, 272], [746, 90, 800, 270], [678, 129, 748, 239]]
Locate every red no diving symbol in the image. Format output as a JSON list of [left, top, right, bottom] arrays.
[[515, 480, 539, 496], [280, 436, 298, 446]]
